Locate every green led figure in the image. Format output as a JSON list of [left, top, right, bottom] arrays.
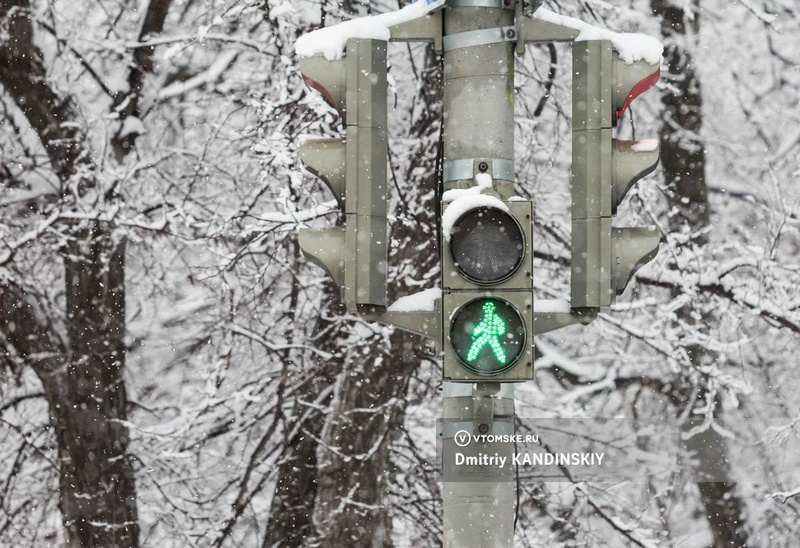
[[466, 301, 507, 364]]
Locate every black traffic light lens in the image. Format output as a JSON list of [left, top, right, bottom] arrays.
[[449, 207, 524, 285], [450, 297, 526, 375]]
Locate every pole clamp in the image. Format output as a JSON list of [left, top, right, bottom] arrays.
[[448, 0, 515, 9], [473, 382, 501, 433], [443, 158, 515, 183], [442, 26, 517, 52]]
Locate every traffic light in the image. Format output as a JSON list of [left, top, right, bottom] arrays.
[[442, 196, 533, 382], [297, 39, 388, 309], [571, 39, 662, 309]]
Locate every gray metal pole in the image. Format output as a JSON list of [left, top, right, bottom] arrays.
[[442, 1, 516, 199], [441, 5, 518, 544], [442, 382, 516, 547]]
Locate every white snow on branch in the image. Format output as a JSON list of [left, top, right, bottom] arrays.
[[535, 338, 602, 380], [270, 1, 295, 18], [769, 486, 800, 503], [124, 34, 270, 55], [0, 211, 60, 266], [158, 50, 239, 100], [738, 0, 779, 25], [86, 520, 139, 531], [262, 201, 339, 226], [229, 325, 334, 359], [295, 0, 446, 60], [387, 288, 441, 312], [534, 8, 662, 65], [118, 116, 146, 138]]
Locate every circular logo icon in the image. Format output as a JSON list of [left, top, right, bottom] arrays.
[[454, 429, 472, 447]]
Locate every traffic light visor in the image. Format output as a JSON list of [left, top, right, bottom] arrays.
[[449, 207, 525, 285], [450, 297, 526, 375], [615, 65, 660, 122]]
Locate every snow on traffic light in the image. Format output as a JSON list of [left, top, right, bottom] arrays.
[[297, 39, 389, 310], [441, 188, 534, 382], [571, 39, 662, 309]]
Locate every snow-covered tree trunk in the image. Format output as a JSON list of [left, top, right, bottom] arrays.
[[652, 1, 749, 545], [0, 1, 139, 544], [47, 226, 138, 546], [300, 43, 442, 546], [311, 341, 411, 546], [263, 381, 326, 545], [264, 278, 340, 546]]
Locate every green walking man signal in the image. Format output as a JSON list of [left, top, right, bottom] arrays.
[[466, 301, 507, 364], [449, 297, 527, 378]]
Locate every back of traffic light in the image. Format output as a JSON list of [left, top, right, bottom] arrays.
[[297, 39, 389, 310], [571, 39, 662, 309]]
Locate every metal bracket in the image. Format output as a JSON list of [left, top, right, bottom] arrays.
[[443, 26, 517, 52], [439, 9, 581, 54], [473, 382, 500, 433], [389, 10, 443, 54], [515, 11, 580, 54], [449, 0, 515, 9], [358, 300, 443, 346], [443, 158, 515, 184], [533, 308, 597, 335]]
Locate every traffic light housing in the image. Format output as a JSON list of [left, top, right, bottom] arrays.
[[297, 39, 388, 309], [571, 39, 662, 309], [442, 198, 533, 382]]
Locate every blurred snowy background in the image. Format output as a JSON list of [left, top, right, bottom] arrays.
[[1, 0, 799, 546]]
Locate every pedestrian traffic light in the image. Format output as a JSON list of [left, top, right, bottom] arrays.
[[571, 39, 662, 309], [442, 197, 533, 382], [297, 38, 388, 310]]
